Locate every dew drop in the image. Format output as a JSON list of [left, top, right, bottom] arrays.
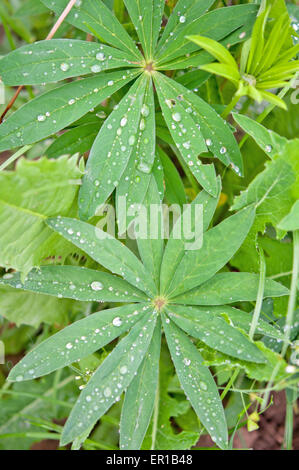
[[120, 366, 128, 375], [60, 63, 69, 72], [112, 317, 122, 327], [104, 387, 112, 397], [91, 281, 104, 291], [96, 52, 106, 61], [141, 104, 150, 117], [172, 112, 181, 122]]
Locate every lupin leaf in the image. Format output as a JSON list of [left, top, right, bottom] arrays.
[[60, 311, 157, 446], [233, 113, 288, 158], [46, 123, 101, 159], [166, 305, 266, 363], [0, 69, 140, 152], [156, 4, 258, 66], [41, 0, 142, 60], [165, 206, 255, 298], [8, 303, 152, 382], [172, 272, 289, 305], [162, 316, 228, 450], [78, 74, 151, 220], [46, 216, 156, 296], [0, 265, 147, 303], [156, 0, 215, 58], [120, 317, 161, 450], [160, 179, 221, 295], [124, 0, 165, 60], [154, 73, 243, 183], [0, 39, 138, 86]]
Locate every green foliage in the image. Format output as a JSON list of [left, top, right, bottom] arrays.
[[0, 0, 298, 452]]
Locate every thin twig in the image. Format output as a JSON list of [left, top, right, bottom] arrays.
[[0, 0, 78, 124]]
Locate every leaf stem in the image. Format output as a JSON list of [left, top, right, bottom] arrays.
[[0, 145, 32, 171], [221, 93, 240, 119], [249, 247, 266, 340], [151, 371, 160, 450]]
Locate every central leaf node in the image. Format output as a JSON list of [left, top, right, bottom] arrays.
[[144, 61, 155, 74], [153, 296, 167, 312]]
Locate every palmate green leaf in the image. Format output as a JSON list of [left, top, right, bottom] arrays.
[[246, 5, 269, 75], [60, 311, 157, 446], [156, 4, 258, 67], [233, 113, 288, 159], [0, 265, 147, 303], [115, 76, 158, 227], [154, 72, 218, 196], [8, 303, 151, 382], [142, 344, 198, 450], [160, 179, 221, 294], [120, 317, 161, 450], [0, 69, 140, 152], [154, 73, 243, 184], [124, 0, 164, 60], [0, 39, 138, 86], [162, 316, 228, 449], [46, 216, 156, 296], [41, 0, 142, 61], [156, 0, 215, 58], [0, 156, 82, 275], [46, 123, 101, 159], [231, 140, 299, 239], [172, 272, 289, 306], [278, 200, 299, 232], [79, 74, 153, 220], [135, 177, 165, 291], [0, 286, 80, 328], [165, 206, 256, 298], [166, 305, 265, 363]]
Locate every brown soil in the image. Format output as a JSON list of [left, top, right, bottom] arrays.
[[198, 391, 299, 450]]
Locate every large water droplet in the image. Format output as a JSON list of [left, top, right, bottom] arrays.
[[91, 281, 104, 291]]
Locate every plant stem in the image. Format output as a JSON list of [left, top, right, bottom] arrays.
[[249, 247, 266, 340], [282, 230, 299, 357], [151, 373, 160, 450], [220, 368, 239, 401], [0, 145, 32, 171], [221, 94, 240, 119]]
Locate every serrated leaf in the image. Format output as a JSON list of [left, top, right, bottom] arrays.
[[200, 340, 288, 382], [60, 310, 157, 445], [156, 4, 258, 66], [124, 0, 164, 60], [278, 200, 299, 231], [0, 39, 138, 86], [41, 0, 142, 60], [46, 216, 156, 296], [166, 305, 265, 363], [8, 304, 151, 382], [0, 286, 79, 327], [0, 69, 140, 152], [160, 179, 221, 294], [166, 206, 255, 298], [46, 123, 101, 159], [154, 73, 243, 183], [120, 317, 161, 450], [162, 316, 228, 449], [231, 140, 299, 239], [0, 265, 147, 303], [233, 113, 288, 158], [0, 156, 82, 275], [172, 272, 289, 305], [79, 74, 151, 219]]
